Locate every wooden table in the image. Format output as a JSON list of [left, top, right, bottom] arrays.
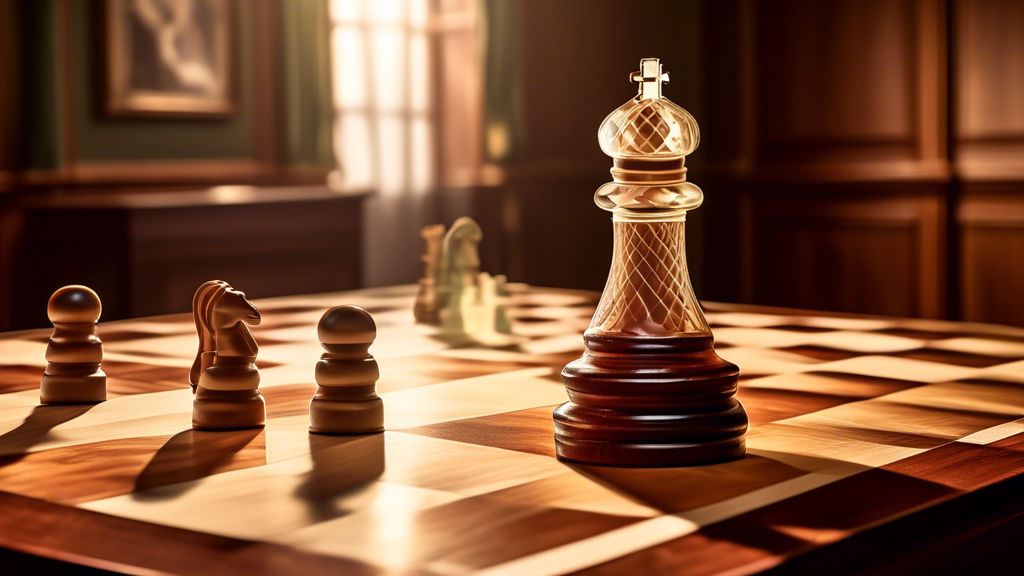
[[1, 284, 1024, 575]]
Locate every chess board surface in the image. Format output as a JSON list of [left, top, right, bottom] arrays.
[[2, 284, 1024, 575]]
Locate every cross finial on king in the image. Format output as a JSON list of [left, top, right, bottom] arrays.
[[600, 58, 697, 159], [630, 58, 669, 100]]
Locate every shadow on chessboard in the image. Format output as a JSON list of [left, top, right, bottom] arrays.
[[295, 433, 385, 523], [133, 428, 266, 498], [0, 405, 97, 461]]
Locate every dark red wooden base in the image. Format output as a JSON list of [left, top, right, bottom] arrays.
[[554, 334, 748, 467]]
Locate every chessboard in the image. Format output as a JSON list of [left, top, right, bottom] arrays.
[[2, 284, 1024, 575]]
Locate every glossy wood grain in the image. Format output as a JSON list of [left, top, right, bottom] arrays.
[[0, 285, 1022, 575], [576, 469, 960, 576], [0, 491, 410, 576], [0, 429, 265, 505], [401, 405, 560, 458], [884, 433, 1024, 491], [569, 455, 807, 515]]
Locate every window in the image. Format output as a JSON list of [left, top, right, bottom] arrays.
[[328, 0, 495, 195], [328, 0, 434, 196]]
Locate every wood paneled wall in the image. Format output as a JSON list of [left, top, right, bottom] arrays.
[[954, 0, 1024, 181], [703, 0, 1024, 325], [958, 185, 1024, 327], [742, 185, 946, 318], [757, 1, 935, 168], [953, 1, 1024, 326]]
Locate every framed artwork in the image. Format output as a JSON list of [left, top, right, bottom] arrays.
[[105, 0, 236, 117]]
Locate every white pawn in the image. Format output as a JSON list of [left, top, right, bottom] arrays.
[[309, 306, 384, 434], [40, 285, 106, 404]]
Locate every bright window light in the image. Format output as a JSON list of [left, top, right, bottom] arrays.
[[329, 0, 435, 197]]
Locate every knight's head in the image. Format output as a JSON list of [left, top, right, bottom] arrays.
[[191, 280, 261, 386], [445, 217, 482, 268], [214, 288, 261, 328]]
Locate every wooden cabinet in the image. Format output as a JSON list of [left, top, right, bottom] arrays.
[[14, 187, 366, 329]]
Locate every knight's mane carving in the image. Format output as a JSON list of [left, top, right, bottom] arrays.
[[190, 280, 229, 388], [436, 217, 482, 288]]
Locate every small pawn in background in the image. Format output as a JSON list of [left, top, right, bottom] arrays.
[[190, 280, 266, 430], [40, 285, 106, 404], [413, 224, 446, 324], [310, 305, 384, 435]]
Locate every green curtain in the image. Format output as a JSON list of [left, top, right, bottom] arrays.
[[482, 0, 524, 163], [283, 0, 335, 167], [20, 0, 63, 170]]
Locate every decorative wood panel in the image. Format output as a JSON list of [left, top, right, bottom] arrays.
[[954, 0, 1024, 180], [954, 2, 1024, 325], [742, 186, 946, 318], [958, 185, 1024, 327], [749, 0, 947, 180], [761, 1, 915, 146], [699, 0, 957, 320]]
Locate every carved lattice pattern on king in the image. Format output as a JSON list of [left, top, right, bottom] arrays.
[[600, 99, 698, 157], [590, 221, 710, 336]]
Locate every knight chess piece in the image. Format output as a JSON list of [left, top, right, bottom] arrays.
[[39, 285, 107, 404], [554, 58, 748, 467], [434, 217, 512, 336], [436, 217, 483, 331], [190, 280, 266, 430], [309, 305, 384, 435], [413, 224, 446, 324]]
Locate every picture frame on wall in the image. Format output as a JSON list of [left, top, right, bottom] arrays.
[[105, 0, 236, 117]]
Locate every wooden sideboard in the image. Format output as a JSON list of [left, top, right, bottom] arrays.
[[11, 186, 368, 329]]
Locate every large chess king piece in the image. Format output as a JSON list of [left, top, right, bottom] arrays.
[[40, 285, 107, 404], [554, 58, 747, 467], [190, 280, 266, 430]]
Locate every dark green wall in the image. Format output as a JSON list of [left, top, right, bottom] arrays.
[[21, 0, 63, 170], [69, 1, 257, 161], [282, 0, 334, 166], [17, 0, 334, 170]]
